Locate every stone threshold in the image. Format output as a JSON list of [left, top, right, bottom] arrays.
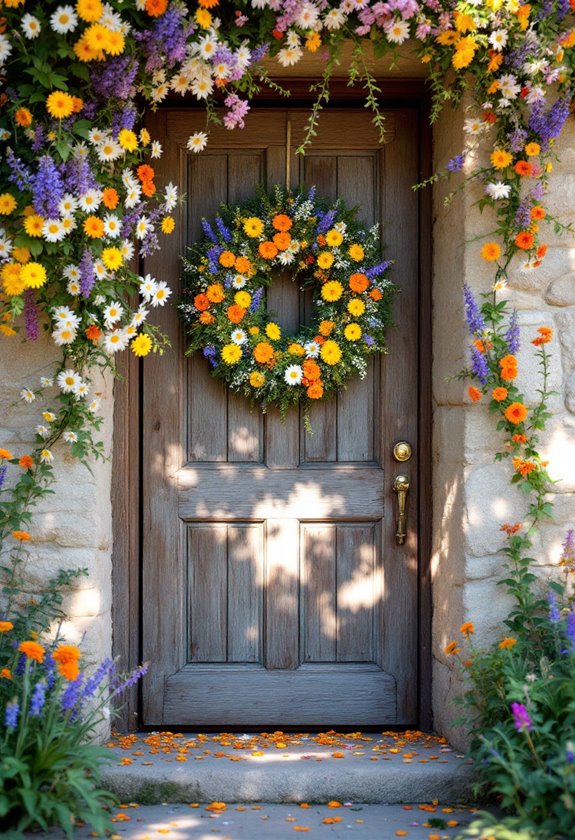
[[100, 730, 476, 806]]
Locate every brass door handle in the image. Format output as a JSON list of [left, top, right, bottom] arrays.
[[393, 474, 410, 545]]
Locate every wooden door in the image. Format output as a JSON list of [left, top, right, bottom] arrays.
[[142, 106, 421, 726]]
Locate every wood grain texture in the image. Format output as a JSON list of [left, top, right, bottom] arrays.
[[336, 524, 377, 663], [227, 524, 264, 664], [188, 525, 228, 662], [301, 524, 337, 663], [164, 665, 397, 726]]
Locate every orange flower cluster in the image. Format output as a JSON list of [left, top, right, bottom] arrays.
[[499, 353, 518, 381], [504, 401, 528, 425], [532, 326, 553, 346], [53, 644, 82, 681], [512, 457, 537, 476]]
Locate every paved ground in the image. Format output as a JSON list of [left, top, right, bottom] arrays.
[[29, 801, 488, 839]]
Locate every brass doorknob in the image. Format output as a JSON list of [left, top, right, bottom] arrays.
[[393, 474, 410, 545], [393, 441, 412, 462]]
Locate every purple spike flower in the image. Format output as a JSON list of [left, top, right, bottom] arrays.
[[560, 529, 575, 570], [79, 250, 96, 299], [32, 155, 65, 218], [83, 658, 115, 699], [202, 219, 217, 243], [4, 699, 19, 729], [0, 464, 7, 491], [366, 260, 392, 279], [216, 216, 232, 242], [505, 310, 520, 354], [447, 154, 464, 172], [317, 209, 337, 234], [24, 289, 39, 341], [6, 149, 32, 191], [548, 592, 560, 623], [566, 610, 575, 653], [30, 680, 47, 718], [363, 334, 375, 346], [60, 676, 84, 714], [463, 285, 486, 334], [110, 663, 149, 699], [203, 346, 218, 368], [471, 346, 489, 384], [528, 98, 571, 151], [249, 288, 264, 313], [511, 701, 532, 732]]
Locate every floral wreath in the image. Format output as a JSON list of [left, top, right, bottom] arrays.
[[179, 186, 395, 416]]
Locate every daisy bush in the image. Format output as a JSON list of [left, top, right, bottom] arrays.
[[179, 186, 395, 418]]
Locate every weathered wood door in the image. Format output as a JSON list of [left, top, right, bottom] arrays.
[[142, 106, 422, 726]]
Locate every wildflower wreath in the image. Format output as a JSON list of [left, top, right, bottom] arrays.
[[179, 186, 395, 416]]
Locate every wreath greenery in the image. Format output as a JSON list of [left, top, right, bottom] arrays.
[[179, 186, 395, 417]]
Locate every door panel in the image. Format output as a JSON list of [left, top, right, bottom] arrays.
[[142, 107, 420, 726]]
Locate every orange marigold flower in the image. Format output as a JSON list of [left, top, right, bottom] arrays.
[[536, 244, 548, 260], [512, 434, 528, 444], [444, 641, 460, 656], [272, 213, 292, 232], [514, 160, 533, 176], [349, 272, 369, 293], [514, 231, 535, 250], [53, 644, 81, 681], [480, 242, 501, 261], [227, 304, 246, 324], [0, 447, 13, 459], [530, 205, 545, 220], [206, 283, 225, 303], [12, 530, 31, 541], [145, 0, 168, 15], [19, 454, 33, 469], [473, 339, 492, 353], [253, 342, 274, 364], [317, 234, 327, 246], [83, 216, 105, 238], [369, 288, 383, 301], [273, 232, 291, 250], [0, 621, 14, 632], [194, 293, 210, 312], [499, 354, 518, 373], [533, 326, 553, 344], [307, 382, 324, 399], [504, 402, 528, 424], [141, 179, 156, 198], [487, 50, 503, 72], [19, 640, 45, 663], [102, 188, 119, 210], [199, 312, 215, 325], [492, 387, 508, 402], [513, 457, 537, 476], [303, 360, 321, 381], [0, 668, 12, 680], [137, 164, 155, 183], [500, 522, 522, 535], [258, 241, 278, 260], [460, 622, 474, 637], [319, 320, 335, 337], [15, 107, 33, 127], [199, 0, 220, 7], [468, 386, 482, 402], [234, 256, 251, 274], [498, 637, 517, 650], [219, 251, 236, 268], [85, 324, 101, 342]]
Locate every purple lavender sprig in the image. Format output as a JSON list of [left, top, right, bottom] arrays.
[[464, 285, 486, 334], [30, 680, 47, 718], [511, 701, 533, 732], [4, 699, 20, 729], [505, 310, 520, 354]]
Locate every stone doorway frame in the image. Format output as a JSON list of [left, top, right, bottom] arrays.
[[111, 77, 434, 733]]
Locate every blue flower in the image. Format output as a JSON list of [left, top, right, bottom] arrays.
[[30, 680, 47, 718], [4, 699, 19, 729]]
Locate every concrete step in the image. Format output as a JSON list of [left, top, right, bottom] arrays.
[[100, 730, 476, 806]]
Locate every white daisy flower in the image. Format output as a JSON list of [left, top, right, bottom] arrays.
[[197, 33, 217, 60], [63, 264, 80, 281], [232, 275, 247, 289], [61, 216, 76, 235], [284, 364, 303, 386], [277, 46, 303, 68], [296, 3, 320, 29], [103, 301, 124, 328], [131, 306, 148, 327], [163, 182, 178, 211], [485, 182, 511, 200], [88, 127, 107, 146], [52, 326, 77, 346], [57, 369, 83, 394], [125, 185, 142, 209], [135, 215, 152, 240], [0, 35, 13, 66], [63, 431, 78, 443], [0, 128, 10, 142], [151, 281, 171, 307], [121, 167, 137, 189], [20, 388, 35, 403], [42, 411, 56, 423], [58, 194, 78, 216], [74, 381, 90, 399], [525, 86, 545, 106], [150, 141, 163, 159], [286, 30, 301, 48], [96, 138, 123, 162], [324, 8, 345, 30], [384, 18, 410, 44], [235, 46, 251, 70], [489, 29, 507, 51], [463, 117, 486, 135], [78, 189, 102, 213], [499, 74, 520, 100], [43, 219, 66, 243], [304, 341, 320, 358], [88, 398, 101, 413], [99, 4, 123, 31], [191, 77, 213, 100], [231, 329, 247, 345], [36, 425, 50, 439], [187, 131, 209, 153], [103, 214, 121, 238], [67, 279, 81, 296], [52, 305, 80, 328], [171, 73, 190, 94], [93, 260, 108, 280], [525, 59, 549, 77], [120, 239, 135, 261], [124, 323, 137, 338], [0, 236, 13, 260], [139, 274, 157, 301], [151, 83, 170, 103], [277, 250, 296, 265], [39, 448, 54, 464], [40, 377, 54, 388], [104, 329, 129, 353], [22, 14, 41, 38], [50, 5, 78, 34]]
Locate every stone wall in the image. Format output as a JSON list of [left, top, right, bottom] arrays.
[[431, 107, 575, 747], [0, 337, 114, 667]]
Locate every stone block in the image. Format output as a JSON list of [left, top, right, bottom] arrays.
[[545, 273, 575, 307], [540, 418, 575, 492], [512, 311, 563, 406], [565, 371, 575, 414], [464, 578, 514, 647], [557, 310, 575, 371], [431, 659, 468, 750], [510, 247, 575, 293], [464, 462, 529, 556]]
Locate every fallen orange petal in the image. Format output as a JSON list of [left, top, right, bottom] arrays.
[[205, 802, 227, 812], [327, 800, 342, 808]]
